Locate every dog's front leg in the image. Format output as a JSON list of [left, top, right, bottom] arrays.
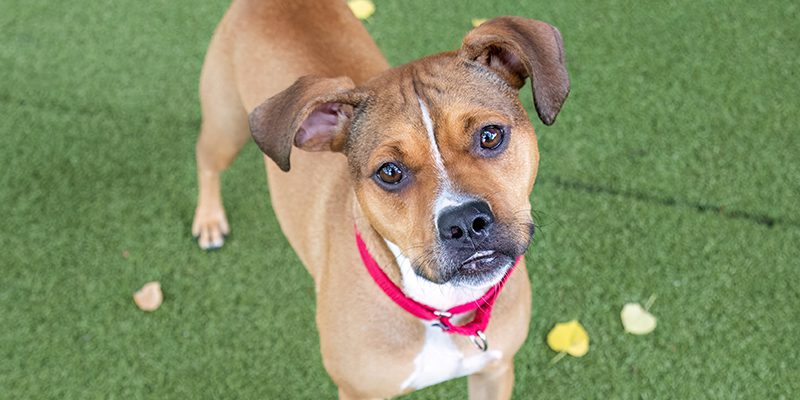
[[337, 387, 384, 400], [467, 359, 515, 400]]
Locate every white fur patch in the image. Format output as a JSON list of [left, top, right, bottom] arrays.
[[417, 96, 446, 179], [385, 240, 504, 391], [416, 96, 470, 223], [433, 191, 472, 226], [401, 320, 502, 391]]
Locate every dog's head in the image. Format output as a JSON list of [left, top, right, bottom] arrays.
[[249, 17, 569, 288]]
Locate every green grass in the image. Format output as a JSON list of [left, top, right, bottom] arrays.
[[1, 0, 798, 398]]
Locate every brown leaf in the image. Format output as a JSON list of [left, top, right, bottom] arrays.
[[133, 281, 163, 312]]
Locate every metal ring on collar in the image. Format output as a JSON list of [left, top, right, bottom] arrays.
[[470, 330, 488, 352]]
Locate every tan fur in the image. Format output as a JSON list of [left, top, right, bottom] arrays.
[[192, 1, 568, 398]]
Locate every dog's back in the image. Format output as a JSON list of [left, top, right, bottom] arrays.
[[222, 0, 388, 109], [193, 0, 388, 261]]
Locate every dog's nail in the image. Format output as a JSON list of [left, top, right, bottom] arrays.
[[199, 238, 224, 251]]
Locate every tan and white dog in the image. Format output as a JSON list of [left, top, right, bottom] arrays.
[[191, 0, 569, 398]]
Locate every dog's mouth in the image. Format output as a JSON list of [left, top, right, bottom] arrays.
[[460, 250, 503, 274], [452, 250, 515, 286]]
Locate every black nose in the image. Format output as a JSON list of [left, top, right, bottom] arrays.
[[437, 200, 494, 243]]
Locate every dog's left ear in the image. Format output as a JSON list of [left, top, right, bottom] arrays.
[[249, 75, 367, 172], [459, 16, 570, 125]]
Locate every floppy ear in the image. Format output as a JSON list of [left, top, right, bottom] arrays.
[[459, 16, 570, 125], [248, 75, 367, 172]]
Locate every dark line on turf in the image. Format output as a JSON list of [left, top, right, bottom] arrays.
[[540, 176, 794, 229], [3, 89, 792, 229]]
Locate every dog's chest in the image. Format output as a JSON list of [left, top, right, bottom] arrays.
[[401, 321, 502, 391], [386, 239, 503, 390]]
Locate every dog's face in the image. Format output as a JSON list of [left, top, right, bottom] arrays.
[[250, 17, 569, 287], [347, 57, 539, 286]]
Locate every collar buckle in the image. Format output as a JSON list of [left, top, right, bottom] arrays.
[[432, 310, 453, 332], [433, 310, 453, 318]]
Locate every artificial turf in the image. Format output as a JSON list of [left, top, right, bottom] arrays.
[[1, 0, 798, 398]]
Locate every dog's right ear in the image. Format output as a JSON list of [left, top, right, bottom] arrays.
[[249, 75, 367, 172]]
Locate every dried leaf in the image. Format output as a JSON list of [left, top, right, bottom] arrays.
[[546, 319, 589, 357], [133, 281, 163, 312], [471, 18, 487, 27], [348, 0, 375, 20], [621, 303, 657, 335]]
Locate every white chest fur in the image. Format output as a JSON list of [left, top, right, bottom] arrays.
[[384, 240, 505, 391], [401, 320, 502, 390]]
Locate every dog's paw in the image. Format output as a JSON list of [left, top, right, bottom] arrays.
[[192, 204, 230, 250]]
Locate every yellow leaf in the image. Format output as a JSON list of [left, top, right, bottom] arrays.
[[471, 18, 487, 28], [621, 303, 657, 335], [546, 320, 589, 357], [348, 0, 375, 20]]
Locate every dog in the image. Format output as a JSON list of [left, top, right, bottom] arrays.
[[191, 0, 569, 398]]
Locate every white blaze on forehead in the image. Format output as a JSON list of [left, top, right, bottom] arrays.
[[416, 95, 468, 220], [417, 95, 448, 182]]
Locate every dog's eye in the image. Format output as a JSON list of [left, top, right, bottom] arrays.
[[376, 162, 403, 185], [479, 125, 505, 150]]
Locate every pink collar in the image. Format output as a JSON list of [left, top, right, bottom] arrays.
[[355, 227, 520, 351]]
